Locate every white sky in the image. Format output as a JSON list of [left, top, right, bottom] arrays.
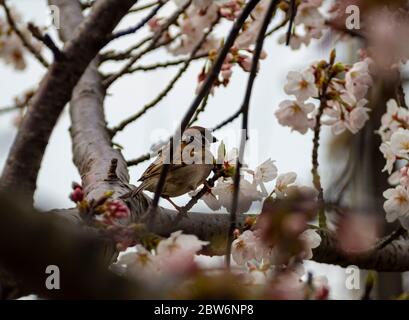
[[0, 0, 358, 299]]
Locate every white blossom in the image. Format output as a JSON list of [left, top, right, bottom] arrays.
[[253, 158, 278, 183], [275, 172, 297, 198], [380, 142, 396, 174], [116, 245, 157, 278], [284, 70, 318, 102], [189, 188, 221, 211], [324, 93, 369, 135], [212, 177, 262, 213], [390, 129, 409, 158], [345, 59, 373, 100], [275, 100, 315, 134], [298, 229, 321, 260], [157, 230, 209, 256], [383, 186, 409, 223], [231, 230, 269, 265]]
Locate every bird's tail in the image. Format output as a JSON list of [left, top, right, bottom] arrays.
[[120, 183, 145, 200]]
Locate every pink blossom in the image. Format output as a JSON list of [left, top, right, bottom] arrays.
[[275, 100, 315, 134]]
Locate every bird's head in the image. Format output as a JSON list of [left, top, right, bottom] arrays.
[[182, 126, 218, 147]]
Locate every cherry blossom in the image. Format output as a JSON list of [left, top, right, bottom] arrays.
[[298, 229, 321, 260], [116, 245, 157, 278], [324, 93, 370, 135], [345, 58, 373, 100], [212, 177, 263, 213], [275, 100, 315, 134], [188, 188, 221, 211], [383, 186, 409, 223], [274, 172, 297, 199], [278, 0, 326, 50], [390, 129, 409, 159], [380, 142, 396, 174], [231, 230, 269, 265], [284, 69, 318, 102], [378, 99, 409, 142], [157, 230, 209, 255]]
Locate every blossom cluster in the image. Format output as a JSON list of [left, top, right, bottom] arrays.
[[379, 99, 409, 230], [231, 228, 321, 266], [116, 230, 209, 278], [116, 227, 327, 299], [165, 0, 327, 93], [275, 54, 373, 136]]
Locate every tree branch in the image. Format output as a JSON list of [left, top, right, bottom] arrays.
[[0, 0, 138, 201], [0, 193, 155, 299], [226, 0, 278, 267]]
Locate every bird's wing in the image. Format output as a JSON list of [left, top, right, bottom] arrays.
[[138, 147, 185, 181]]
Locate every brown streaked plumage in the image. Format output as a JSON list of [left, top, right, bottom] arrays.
[[122, 127, 217, 208]]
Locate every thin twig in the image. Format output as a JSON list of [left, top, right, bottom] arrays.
[[312, 55, 336, 229], [129, 1, 160, 13], [27, 23, 62, 60], [100, 36, 152, 62], [173, 168, 224, 224], [212, 108, 242, 131], [396, 80, 408, 109], [110, 0, 165, 40], [285, 0, 297, 46], [110, 15, 220, 136], [374, 226, 407, 251], [127, 53, 207, 73], [145, 0, 263, 225], [0, 105, 20, 115], [265, 17, 289, 37], [101, 33, 181, 64], [126, 153, 152, 167], [1, 0, 49, 68], [226, 0, 278, 268], [104, 0, 192, 87], [189, 92, 210, 126]]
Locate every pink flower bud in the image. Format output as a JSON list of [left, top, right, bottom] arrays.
[[221, 69, 233, 80], [106, 199, 130, 220], [238, 56, 252, 72], [69, 187, 84, 203]]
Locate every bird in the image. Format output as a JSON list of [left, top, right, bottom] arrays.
[[122, 126, 217, 210]]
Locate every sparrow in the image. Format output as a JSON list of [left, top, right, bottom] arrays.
[[123, 126, 217, 209]]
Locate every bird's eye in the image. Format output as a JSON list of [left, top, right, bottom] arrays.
[[182, 135, 195, 144]]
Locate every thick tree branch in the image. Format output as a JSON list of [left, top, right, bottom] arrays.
[[0, 0, 138, 200], [312, 229, 409, 272], [0, 193, 155, 299]]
